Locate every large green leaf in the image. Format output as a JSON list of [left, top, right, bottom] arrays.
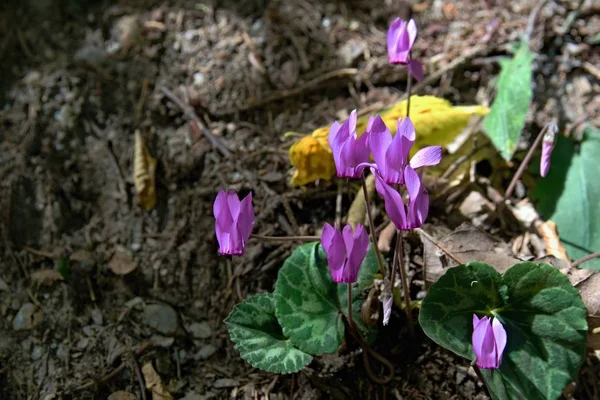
[[274, 242, 380, 355], [420, 262, 587, 400], [535, 127, 600, 270], [483, 41, 533, 161], [225, 293, 312, 373]]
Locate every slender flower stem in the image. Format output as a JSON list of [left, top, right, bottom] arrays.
[[346, 317, 394, 384], [361, 171, 386, 277], [504, 123, 556, 200], [395, 229, 414, 335], [571, 250, 600, 269], [347, 284, 354, 329], [251, 234, 319, 242]]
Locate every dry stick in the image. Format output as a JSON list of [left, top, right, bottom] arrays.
[[251, 234, 319, 242], [415, 228, 465, 264], [361, 171, 387, 277], [160, 86, 232, 157], [346, 320, 394, 385], [571, 251, 600, 269], [504, 123, 555, 200]]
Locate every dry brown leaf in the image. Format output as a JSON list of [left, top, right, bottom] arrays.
[[108, 250, 137, 275], [536, 220, 569, 262], [30, 269, 64, 286], [107, 391, 137, 400], [142, 362, 174, 400], [421, 224, 519, 283], [377, 221, 396, 253], [134, 130, 157, 210]]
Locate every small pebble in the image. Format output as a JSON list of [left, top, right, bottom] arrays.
[[188, 322, 212, 339], [213, 378, 239, 389], [143, 304, 179, 336], [195, 344, 217, 360], [31, 346, 44, 361]]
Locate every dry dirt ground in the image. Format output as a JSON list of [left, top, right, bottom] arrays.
[[0, 0, 598, 399]]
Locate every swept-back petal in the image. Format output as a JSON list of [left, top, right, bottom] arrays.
[[492, 317, 507, 366], [396, 117, 416, 166], [406, 19, 418, 48], [410, 146, 442, 169], [321, 224, 346, 282], [238, 192, 255, 240], [368, 115, 393, 174], [374, 169, 407, 230], [407, 59, 424, 82]]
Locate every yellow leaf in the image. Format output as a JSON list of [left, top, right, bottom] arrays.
[[288, 95, 489, 186], [134, 130, 157, 210]]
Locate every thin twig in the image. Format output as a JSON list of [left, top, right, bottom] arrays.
[[525, 0, 550, 43], [251, 234, 319, 242], [361, 171, 387, 277], [415, 228, 465, 264], [160, 87, 232, 157], [214, 68, 358, 115], [504, 123, 557, 200], [571, 251, 600, 269]]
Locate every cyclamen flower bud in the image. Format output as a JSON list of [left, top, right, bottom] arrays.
[[321, 223, 369, 283], [472, 315, 507, 369], [540, 126, 557, 177], [213, 190, 255, 255]]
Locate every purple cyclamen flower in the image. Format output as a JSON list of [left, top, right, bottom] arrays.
[[540, 131, 556, 178], [328, 110, 370, 179], [368, 115, 442, 185], [213, 190, 255, 255], [321, 223, 369, 283], [472, 315, 507, 369], [387, 18, 417, 65], [373, 165, 429, 230]]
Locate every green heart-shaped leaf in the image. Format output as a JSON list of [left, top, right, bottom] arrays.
[[274, 242, 380, 355], [419, 262, 587, 400], [225, 293, 312, 374]]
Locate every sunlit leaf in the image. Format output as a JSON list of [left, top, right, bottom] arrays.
[[483, 41, 533, 161]]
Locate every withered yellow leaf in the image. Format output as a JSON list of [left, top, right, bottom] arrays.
[[288, 95, 489, 186], [134, 130, 157, 210]]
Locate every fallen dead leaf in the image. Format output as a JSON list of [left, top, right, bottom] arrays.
[[142, 362, 174, 400], [30, 269, 64, 286], [107, 391, 137, 400], [134, 130, 157, 211], [420, 223, 519, 283], [108, 250, 137, 275], [536, 220, 570, 262]]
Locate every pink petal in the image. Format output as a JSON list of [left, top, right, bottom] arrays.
[[348, 109, 358, 137], [492, 317, 507, 366], [238, 192, 255, 241], [410, 146, 442, 169], [382, 295, 393, 326], [374, 169, 407, 230], [368, 115, 393, 177], [540, 139, 554, 177], [406, 19, 418, 49], [321, 224, 346, 282], [407, 59, 424, 82], [478, 320, 498, 368], [396, 117, 416, 166]]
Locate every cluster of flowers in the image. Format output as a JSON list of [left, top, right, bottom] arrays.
[[212, 17, 507, 370], [322, 111, 441, 282]]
